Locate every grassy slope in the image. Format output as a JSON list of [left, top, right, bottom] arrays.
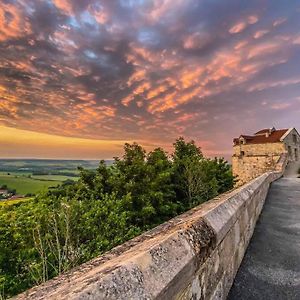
[[31, 175, 79, 181], [0, 159, 93, 195], [0, 174, 61, 195]]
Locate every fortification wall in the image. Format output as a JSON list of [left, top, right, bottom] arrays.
[[233, 142, 285, 156], [15, 160, 286, 300], [232, 154, 281, 185], [232, 142, 287, 185]]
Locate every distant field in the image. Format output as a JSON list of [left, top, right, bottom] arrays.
[[0, 173, 62, 195], [0, 159, 101, 195], [31, 174, 79, 181]]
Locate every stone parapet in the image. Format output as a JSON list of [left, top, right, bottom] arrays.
[[15, 167, 285, 300]]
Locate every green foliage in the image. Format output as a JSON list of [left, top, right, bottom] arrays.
[[0, 138, 234, 298], [0, 173, 62, 195]]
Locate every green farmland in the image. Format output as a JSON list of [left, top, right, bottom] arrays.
[[0, 159, 100, 196], [0, 173, 63, 195]]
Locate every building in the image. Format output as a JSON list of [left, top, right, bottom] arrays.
[[232, 127, 300, 184]]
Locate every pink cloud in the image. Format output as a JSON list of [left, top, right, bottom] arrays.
[[247, 41, 281, 59], [229, 15, 258, 34], [273, 18, 286, 27], [229, 22, 247, 34], [253, 30, 269, 39], [248, 15, 259, 24], [271, 103, 291, 110], [183, 32, 211, 49], [293, 36, 300, 45], [248, 78, 300, 92]]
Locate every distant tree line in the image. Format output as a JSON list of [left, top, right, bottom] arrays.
[[0, 138, 235, 298]]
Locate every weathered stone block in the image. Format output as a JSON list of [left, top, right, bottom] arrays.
[[15, 163, 285, 300]]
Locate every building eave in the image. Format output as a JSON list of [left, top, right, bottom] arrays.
[[280, 128, 294, 142]]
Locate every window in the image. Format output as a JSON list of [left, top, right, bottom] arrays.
[[240, 151, 245, 156], [293, 134, 297, 144], [288, 146, 292, 158]]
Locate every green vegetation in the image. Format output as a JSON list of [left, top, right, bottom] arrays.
[[0, 138, 235, 298], [0, 197, 33, 207], [0, 173, 61, 195], [30, 175, 79, 182], [0, 159, 100, 173]]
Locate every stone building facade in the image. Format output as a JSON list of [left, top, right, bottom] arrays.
[[232, 127, 300, 185]]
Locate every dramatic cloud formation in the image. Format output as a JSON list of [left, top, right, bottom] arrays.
[[1, 0, 300, 159]]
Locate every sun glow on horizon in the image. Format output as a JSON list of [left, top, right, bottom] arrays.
[[0, 125, 130, 159]]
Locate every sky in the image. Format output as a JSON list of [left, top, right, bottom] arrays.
[[1, 0, 300, 160]]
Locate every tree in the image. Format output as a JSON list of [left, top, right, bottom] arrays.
[[0, 137, 235, 298], [172, 137, 204, 209]]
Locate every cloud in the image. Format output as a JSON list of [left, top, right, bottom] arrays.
[[248, 15, 259, 25], [0, 2, 31, 41], [229, 15, 258, 34], [273, 17, 286, 27], [0, 0, 300, 159], [229, 22, 247, 34], [271, 103, 291, 110], [253, 30, 269, 39]]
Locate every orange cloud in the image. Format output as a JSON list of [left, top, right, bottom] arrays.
[[52, 0, 73, 15], [146, 84, 168, 99], [127, 69, 147, 86], [180, 67, 204, 88], [247, 41, 281, 59], [0, 3, 31, 41], [89, 4, 110, 24]]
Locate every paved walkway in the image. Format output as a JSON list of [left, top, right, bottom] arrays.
[[228, 163, 300, 300]]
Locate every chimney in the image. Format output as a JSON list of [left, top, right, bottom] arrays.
[[265, 128, 272, 137]]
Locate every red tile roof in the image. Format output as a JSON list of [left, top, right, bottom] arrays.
[[255, 128, 272, 135], [234, 128, 289, 145]]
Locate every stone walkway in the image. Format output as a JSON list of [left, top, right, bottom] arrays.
[[228, 164, 300, 300]]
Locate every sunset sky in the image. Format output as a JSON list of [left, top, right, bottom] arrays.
[[1, 0, 300, 159]]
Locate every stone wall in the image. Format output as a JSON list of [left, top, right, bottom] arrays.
[[15, 161, 286, 300], [233, 142, 285, 157], [232, 154, 282, 185], [232, 128, 300, 185], [282, 128, 300, 161]]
